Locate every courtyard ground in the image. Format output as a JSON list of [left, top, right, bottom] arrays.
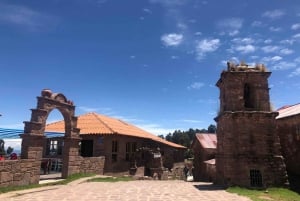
[[0, 177, 251, 201]]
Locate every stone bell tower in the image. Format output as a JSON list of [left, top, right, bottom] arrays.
[[215, 62, 287, 188]]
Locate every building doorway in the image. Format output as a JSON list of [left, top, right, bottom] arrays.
[[81, 140, 93, 157]]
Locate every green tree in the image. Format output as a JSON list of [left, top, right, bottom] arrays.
[[6, 146, 14, 155], [165, 133, 172, 141], [0, 139, 5, 155], [157, 135, 164, 139], [207, 124, 217, 133]]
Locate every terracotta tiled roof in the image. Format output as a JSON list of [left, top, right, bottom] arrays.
[[276, 103, 300, 119], [46, 112, 185, 149], [194, 133, 217, 149]]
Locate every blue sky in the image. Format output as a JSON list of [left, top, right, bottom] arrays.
[[0, 0, 300, 136]]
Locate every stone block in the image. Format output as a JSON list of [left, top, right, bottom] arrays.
[[0, 172, 13, 183]]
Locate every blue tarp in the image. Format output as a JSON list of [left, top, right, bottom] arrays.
[[0, 128, 64, 139]]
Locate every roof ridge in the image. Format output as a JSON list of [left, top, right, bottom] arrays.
[[91, 113, 115, 134], [277, 103, 300, 111]]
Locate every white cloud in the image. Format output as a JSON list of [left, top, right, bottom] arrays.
[[269, 26, 282, 32], [149, 0, 187, 7], [136, 123, 175, 135], [272, 61, 297, 70], [289, 68, 300, 77], [231, 37, 254, 44], [291, 23, 300, 30], [171, 55, 179, 59], [188, 19, 196, 23], [0, 3, 57, 31], [261, 45, 279, 53], [130, 55, 136, 59], [187, 82, 205, 90], [161, 33, 183, 47], [270, 56, 283, 62], [228, 30, 239, 36], [250, 55, 259, 60], [78, 106, 101, 112], [280, 48, 294, 55], [280, 39, 295, 45], [182, 119, 203, 123], [194, 32, 202, 36], [143, 8, 152, 14], [294, 57, 300, 63], [251, 21, 263, 27], [262, 56, 282, 63], [177, 22, 187, 30], [293, 33, 300, 38], [264, 39, 272, 44], [235, 45, 255, 54], [216, 18, 243, 36], [195, 38, 220, 60], [262, 9, 285, 19]]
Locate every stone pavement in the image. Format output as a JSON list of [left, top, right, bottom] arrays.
[[0, 178, 251, 201]]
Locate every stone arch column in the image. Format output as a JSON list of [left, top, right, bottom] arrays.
[[21, 89, 81, 178]]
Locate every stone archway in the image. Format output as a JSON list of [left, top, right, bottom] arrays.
[[20, 89, 81, 178]]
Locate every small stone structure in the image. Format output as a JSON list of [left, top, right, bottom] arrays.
[[0, 89, 105, 187], [215, 62, 288, 188], [191, 133, 217, 182]]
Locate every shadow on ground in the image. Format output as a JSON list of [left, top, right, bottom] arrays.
[[40, 173, 62, 180], [193, 183, 225, 191]]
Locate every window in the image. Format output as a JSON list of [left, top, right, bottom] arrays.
[[126, 142, 137, 161], [244, 83, 254, 108], [112, 140, 118, 162], [250, 169, 263, 187], [46, 139, 63, 156], [296, 125, 300, 140]]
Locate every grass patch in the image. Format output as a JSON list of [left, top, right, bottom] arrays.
[[227, 187, 300, 201], [54, 173, 95, 185], [0, 173, 95, 194], [88, 176, 133, 182]]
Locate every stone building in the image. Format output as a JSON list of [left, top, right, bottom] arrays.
[[276, 103, 300, 176], [191, 133, 217, 182], [214, 62, 287, 188], [46, 112, 186, 175]]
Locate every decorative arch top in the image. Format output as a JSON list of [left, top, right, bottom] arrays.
[[23, 89, 80, 138]]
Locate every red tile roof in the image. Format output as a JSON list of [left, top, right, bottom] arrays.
[[194, 133, 217, 149], [46, 112, 185, 149], [276, 103, 300, 119]]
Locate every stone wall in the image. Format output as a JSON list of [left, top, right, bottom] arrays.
[[216, 111, 287, 187], [277, 115, 300, 175], [79, 156, 105, 174], [0, 159, 40, 187]]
